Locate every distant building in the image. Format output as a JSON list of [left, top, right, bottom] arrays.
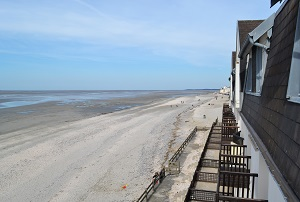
[[219, 86, 230, 95], [230, 0, 300, 201]]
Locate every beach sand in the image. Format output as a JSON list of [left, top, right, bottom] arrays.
[[0, 92, 227, 201]]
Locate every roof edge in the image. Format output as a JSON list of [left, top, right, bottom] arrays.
[[238, 14, 275, 59]]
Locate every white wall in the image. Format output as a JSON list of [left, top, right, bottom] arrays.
[[268, 173, 286, 201], [234, 110, 286, 201]]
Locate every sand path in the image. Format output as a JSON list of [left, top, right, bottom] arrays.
[[0, 94, 216, 202]]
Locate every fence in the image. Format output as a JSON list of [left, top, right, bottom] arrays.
[[184, 119, 219, 202], [169, 126, 197, 162], [136, 126, 199, 202], [136, 168, 166, 202]]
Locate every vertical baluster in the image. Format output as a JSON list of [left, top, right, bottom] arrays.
[[247, 157, 249, 171], [227, 172, 230, 196], [222, 172, 225, 196], [242, 175, 245, 198], [237, 174, 240, 197], [232, 173, 235, 197], [252, 176, 255, 199], [238, 156, 240, 173], [247, 175, 250, 198]]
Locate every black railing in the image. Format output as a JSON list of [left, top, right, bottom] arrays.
[[221, 144, 247, 156], [137, 126, 200, 201], [220, 154, 251, 173], [219, 171, 258, 199], [218, 195, 268, 201], [185, 119, 219, 201], [136, 168, 166, 202], [169, 127, 197, 162]]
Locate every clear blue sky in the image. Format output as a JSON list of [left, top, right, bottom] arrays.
[[0, 0, 281, 90]]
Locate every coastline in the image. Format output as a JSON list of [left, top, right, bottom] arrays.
[[0, 90, 213, 135], [0, 92, 226, 201]]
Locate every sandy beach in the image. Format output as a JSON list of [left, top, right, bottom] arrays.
[[0, 92, 227, 202]]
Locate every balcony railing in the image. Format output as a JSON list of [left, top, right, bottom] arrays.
[[184, 104, 267, 202]]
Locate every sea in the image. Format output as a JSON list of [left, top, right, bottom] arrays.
[[0, 90, 215, 110], [0, 90, 216, 135]]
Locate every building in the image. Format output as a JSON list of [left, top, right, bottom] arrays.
[[230, 0, 300, 201], [219, 86, 230, 95]]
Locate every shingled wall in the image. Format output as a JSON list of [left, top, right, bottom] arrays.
[[241, 0, 300, 199]]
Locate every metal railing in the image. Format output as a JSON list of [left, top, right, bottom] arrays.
[[136, 168, 166, 202], [220, 154, 251, 173], [221, 144, 247, 156], [136, 126, 199, 202], [169, 126, 197, 162], [185, 119, 219, 202], [218, 195, 268, 201], [219, 171, 258, 198]]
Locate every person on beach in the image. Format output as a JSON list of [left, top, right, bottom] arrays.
[[159, 168, 165, 183], [153, 172, 159, 185]]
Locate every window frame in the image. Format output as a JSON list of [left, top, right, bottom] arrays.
[[245, 46, 266, 96], [244, 31, 270, 96]]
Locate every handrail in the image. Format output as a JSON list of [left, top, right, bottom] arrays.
[[220, 170, 258, 176], [169, 127, 197, 162], [185, 119, 219, 201], [221, 144, 247, 156], [136, 168, 166, 202], [221, 144, 247, 147], [136, 126, 199, 202], [218, 195, 268, 201]]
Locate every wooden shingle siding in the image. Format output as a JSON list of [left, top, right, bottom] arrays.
[[241, 0, 300, 198]]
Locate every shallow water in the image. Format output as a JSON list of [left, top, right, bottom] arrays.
[[0, 90, 150, 109], [0, 90, 213, 109]]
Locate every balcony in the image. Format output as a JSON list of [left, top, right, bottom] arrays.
[[185, 103, 268, 202]]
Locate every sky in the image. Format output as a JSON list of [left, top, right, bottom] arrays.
[[0, 0, 281, 90]]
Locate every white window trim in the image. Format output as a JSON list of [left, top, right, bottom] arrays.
[[256, 46, 263, 94], [245, 54, 253, 94], [286, 3, 300, 104]]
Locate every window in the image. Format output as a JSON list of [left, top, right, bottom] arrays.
[[287, 4, 300, 103], [245, 46, 266, 95]]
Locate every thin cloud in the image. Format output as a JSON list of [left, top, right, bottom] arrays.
[[0, 0, 277, 70], [0, 1, 230, 56]]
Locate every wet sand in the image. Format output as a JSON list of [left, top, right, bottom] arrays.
[[0, 92, 224, 201]]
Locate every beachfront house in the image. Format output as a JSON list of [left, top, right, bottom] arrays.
[[230, 0, 300, 201], [219, 86, 230, 95]]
